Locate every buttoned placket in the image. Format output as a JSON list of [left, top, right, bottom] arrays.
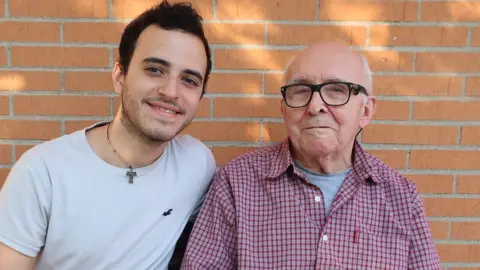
[[314, 173, 361, 269]]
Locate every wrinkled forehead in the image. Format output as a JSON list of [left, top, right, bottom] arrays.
[[285, 49, 369, 88]]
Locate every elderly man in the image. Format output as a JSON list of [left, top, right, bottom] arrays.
[[181, 42, 441, 269]]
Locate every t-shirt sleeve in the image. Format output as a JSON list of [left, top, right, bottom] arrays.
[[0, 154, 51, 257]]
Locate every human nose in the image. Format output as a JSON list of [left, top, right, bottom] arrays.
[[158, 76, 178, 98], [307, 91, 328, 115]]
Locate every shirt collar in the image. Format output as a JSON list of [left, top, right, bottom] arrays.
[[264, 138, 382, 184]]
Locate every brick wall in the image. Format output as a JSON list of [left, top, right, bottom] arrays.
[[0, 0, 479, 267]]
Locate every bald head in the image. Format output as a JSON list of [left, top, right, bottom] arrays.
[[285, 42, 372, 94]]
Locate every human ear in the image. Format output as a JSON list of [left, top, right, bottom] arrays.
[[112, 62, 125, 95]]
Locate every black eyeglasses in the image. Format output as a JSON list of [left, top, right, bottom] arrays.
[[280, 81, 368, 108]]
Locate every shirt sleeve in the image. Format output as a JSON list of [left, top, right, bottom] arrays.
[[181, 167, 237, 270], [0, 154, 51, 257], [407, 184, 442, 269]]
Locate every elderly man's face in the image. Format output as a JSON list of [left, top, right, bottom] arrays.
[[281, 44, 376, 158]]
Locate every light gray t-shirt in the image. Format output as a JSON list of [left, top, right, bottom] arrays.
[[0, 122, 216, 270], [295, 162, 351, 215]]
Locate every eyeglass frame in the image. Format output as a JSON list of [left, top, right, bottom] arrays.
[[280, 81, 369, 108]]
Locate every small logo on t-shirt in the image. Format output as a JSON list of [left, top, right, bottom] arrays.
[[162, 209, 173, 216]]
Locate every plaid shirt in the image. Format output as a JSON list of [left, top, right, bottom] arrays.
[[181, 139, 441, 269]]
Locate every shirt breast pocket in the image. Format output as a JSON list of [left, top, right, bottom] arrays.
[[352, 228, 409, 270]]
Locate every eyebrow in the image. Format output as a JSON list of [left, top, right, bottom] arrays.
[[142, 57, 204, 83]]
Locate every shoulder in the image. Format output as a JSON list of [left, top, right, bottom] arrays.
[[169, 134, 216, 177], [17, 130, 83, 168], [219, 143, 283, 179], [170, 134, 212, 156]]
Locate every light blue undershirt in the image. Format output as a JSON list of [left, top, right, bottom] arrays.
[[295, 162, 351, 215]]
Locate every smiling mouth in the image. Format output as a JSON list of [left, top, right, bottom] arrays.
[[146, 101, 183, 118]]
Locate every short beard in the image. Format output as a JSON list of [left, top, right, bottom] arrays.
[[120, 86, 167, 147]]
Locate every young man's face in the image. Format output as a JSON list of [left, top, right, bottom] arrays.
[[113, 25, 207, 143]]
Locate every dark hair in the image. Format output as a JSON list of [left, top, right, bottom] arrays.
[[117, 0, 212, 96]]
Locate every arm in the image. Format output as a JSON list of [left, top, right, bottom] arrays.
[[180, 168, 237, 270], [0, 154, 51, 269], [407, 186, 442, 269], [0, 243, 36, 270]]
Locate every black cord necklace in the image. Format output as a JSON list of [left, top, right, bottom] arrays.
[[106, 122, 137, 184]]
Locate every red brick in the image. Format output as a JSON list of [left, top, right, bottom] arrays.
[[472, 27, 480, 47], [64, 22, 126, 43], [424, 198, 480, 217], [0, 97, 9, 115], [0, 22, 59, 42], [263, 122, 287, 142], [214, 97, 282, 118], [182, 122, 261, 141], [11, 0, 108, 18], [215, 49, 297, 70], [0, 0, 4, 16], [373, 100, 410, 121], [11, 47, 109, 68], [466, 77, 480, 96], [373, 76, 462, 96], [413, 101, 480, 121], [461, 126, 480, 146], [205, 24, 264, 45], [112, 0, 213, 19], [456, 175, 480, 194], [217, 0, 316, 20], [0, 47, 6, 66], [362, 51, 414, 72], [207, 73, 262, 94], [0, 71, 61, 91], [65, 72, 112, 92], [196, 98, 210, 118], [14, 96, 110, 116], [406, 174, 454, 194], [370, 26, 468, 47], [268, 25, 366, 46], [437, 244, 480, 263], [368, 150, 407, 169], [451, 222, 480, 240], [362, 125, 458, 145], [428, 221, 450, 240], [65, 120, 98, 134], [410, 150, 480, 170], [0, 120, 61, 140], [15, 144, 35, 161], [319, 0, 418, 21], [416, 52, 480, 72], [422, 2, 480, 22], [264, 73, 284, 94], [0, 145, 12, 164], [0, 168, 10, 189], [211, 146, 258, 166]]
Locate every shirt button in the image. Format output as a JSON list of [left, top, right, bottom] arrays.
[[314, 196, 321, 202], [322, 234, 328, 242]]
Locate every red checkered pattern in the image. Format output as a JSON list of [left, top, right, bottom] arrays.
[[181, 139, 441, 269]]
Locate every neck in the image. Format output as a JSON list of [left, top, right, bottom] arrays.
[[292, 141, 354, 175], [107, 115, 167, 168]]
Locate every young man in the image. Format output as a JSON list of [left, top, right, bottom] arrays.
[[182, 42, 441, 269], [0, 1, 215, 269]]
